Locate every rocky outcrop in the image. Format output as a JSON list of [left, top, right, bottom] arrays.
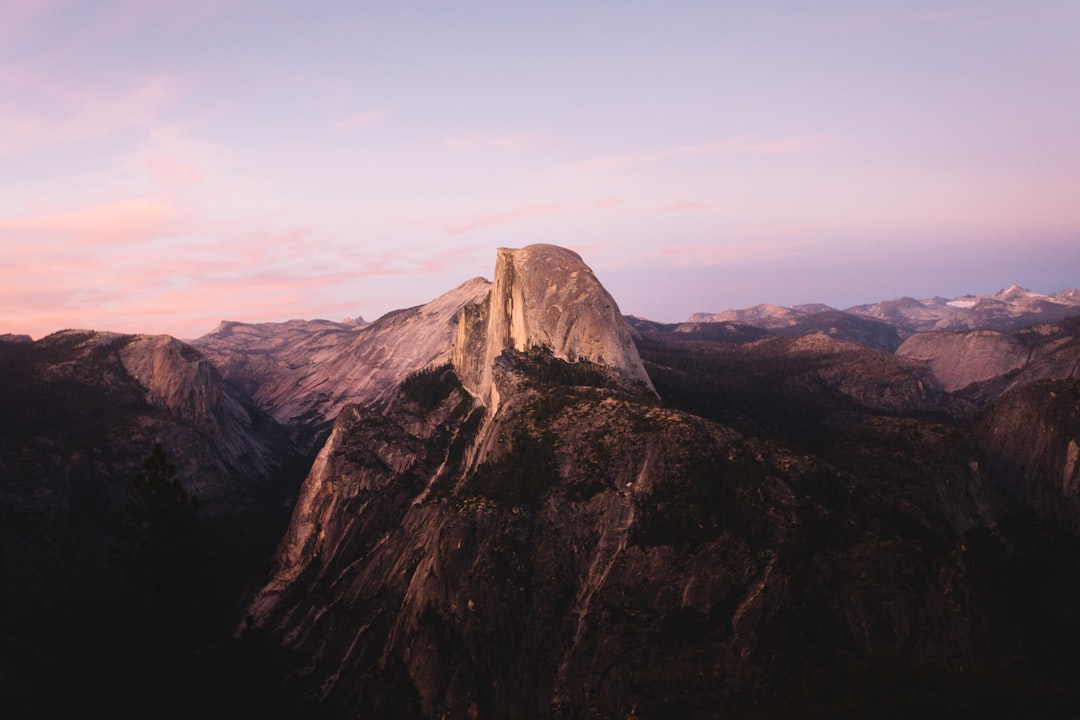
[[451, 244, 654, 409], [896, 330, 1031, 392], [895, 318, 1080, 404]]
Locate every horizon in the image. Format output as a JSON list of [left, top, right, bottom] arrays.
[[9, 265, 1078, 343], [4, 1, 1079, 340]]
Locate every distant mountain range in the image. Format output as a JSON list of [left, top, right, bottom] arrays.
[[689, 285, 1080, 337]]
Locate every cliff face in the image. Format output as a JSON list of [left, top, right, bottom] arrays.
[[976, 378, 1080, 532], [451, 244, 654, 409]]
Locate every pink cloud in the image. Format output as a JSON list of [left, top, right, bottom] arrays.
[[441, 131, 549, 152], [335, 110, 385, 131], [445, 202, 560, 236], [143, 153, 204, 186], [0, 197, 184, 244], [592, 197, 625, 209], [658, 200, 713, 213]]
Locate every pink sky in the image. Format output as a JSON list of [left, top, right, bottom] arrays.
[[3, 1, 1079, 339]]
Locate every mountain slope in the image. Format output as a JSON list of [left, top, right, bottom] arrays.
[[0, 330, 306, 714], [195, 278, 490, 447]]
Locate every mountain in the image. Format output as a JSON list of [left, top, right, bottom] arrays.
[[193, 278, 490, 449], [845, 285, 1080, 336], [689, 286, 1080, 344], [242, 245, 1080, 718], [896, 317, 1080, 402], [689, 303, 814, 328]]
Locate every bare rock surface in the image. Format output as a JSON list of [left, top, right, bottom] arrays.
[[196, 278, 490, 439], [452, 244, 654, 408], [896, 330, 1032, 392]]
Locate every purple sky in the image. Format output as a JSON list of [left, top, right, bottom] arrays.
[[3, 1, 1079, 339]]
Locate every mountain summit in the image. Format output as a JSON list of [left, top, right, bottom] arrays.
[[452, 244, 654, 409]]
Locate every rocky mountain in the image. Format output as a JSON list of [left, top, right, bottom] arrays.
[[689, 303, 818, 328], [451, 244, 654, 411], [897, 317, 1080, 402], [846, 285, 1080, 336], [242, 246, 1080, 718], [690, 286, 1080, 343], [194, 278, 490, 449]]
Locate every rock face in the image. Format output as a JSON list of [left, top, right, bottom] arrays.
[[976, 378, 1080, 532], [451, 244, 654, 409], [897, 330, 1031, 392], [896, 318, 1080, 403], [195, 278, 490, 445]]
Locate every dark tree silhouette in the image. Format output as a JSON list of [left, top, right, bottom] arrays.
[[109, 443, 215, 717]]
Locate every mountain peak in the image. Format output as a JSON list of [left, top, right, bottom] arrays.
[[995, 284, 1032, 301], [452, 244, 654, 408]]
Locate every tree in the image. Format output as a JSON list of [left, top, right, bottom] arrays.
[[109, 444, 215, 716]]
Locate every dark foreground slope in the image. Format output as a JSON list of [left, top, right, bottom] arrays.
[[0, 331, 312, 717]]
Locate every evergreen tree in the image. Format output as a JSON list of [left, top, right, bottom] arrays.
[[109, 443, 214, 716]]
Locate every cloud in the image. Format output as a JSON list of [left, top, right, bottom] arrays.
[[658, 200, 713, 213], [0, 197, 184, 244], [652, 240, 804, 267], [445, 201, 560, 236], [559, 134, 836, 174], [0, 0, 59, 38], [0, 70, 173, 156], [335, 110, 386, 132], [441, 131, 549, 152]]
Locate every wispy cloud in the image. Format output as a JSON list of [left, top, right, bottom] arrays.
[[652, 240, 805, 267], [445, 201, 560, 236], [559, 134, 836, 175], [658, 200, 714, 213], [441, 131, 549, 152], [0, 69, 173, 156], [335, 110, 386, 132]]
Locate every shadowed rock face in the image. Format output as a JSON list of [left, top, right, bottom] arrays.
[[452, 244, 654, 409], [0, 330, 306, 709]]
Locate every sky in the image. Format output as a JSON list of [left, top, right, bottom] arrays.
[[3, 0, 1079, 340]]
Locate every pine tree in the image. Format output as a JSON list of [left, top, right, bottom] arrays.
[[109, 443, 214, 716]]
